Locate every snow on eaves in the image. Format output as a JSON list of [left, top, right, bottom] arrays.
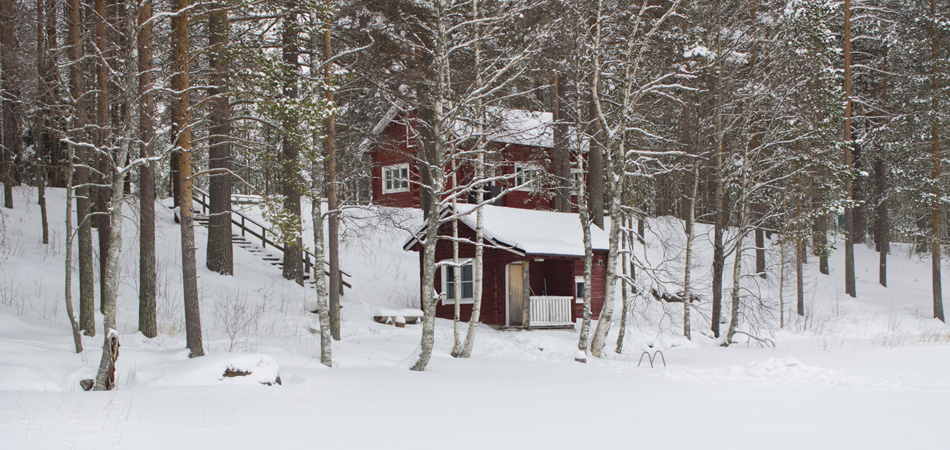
[[366, 104, 587, 151], [404, 204, 609, 258]]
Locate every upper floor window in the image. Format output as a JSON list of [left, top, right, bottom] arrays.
[[382, 163, 410, 194], [514, 164, 542, 191]]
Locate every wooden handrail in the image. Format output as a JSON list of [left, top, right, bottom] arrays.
[[191, 188, 351, 287]]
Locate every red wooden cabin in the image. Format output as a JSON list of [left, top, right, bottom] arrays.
[[404, 205, 609, 328], [365, 107, 584, 211]]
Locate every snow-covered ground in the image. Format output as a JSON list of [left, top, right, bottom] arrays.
[[1, 186, 949, 449]]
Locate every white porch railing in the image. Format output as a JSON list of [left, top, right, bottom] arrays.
[[529, 296, 574, 327]]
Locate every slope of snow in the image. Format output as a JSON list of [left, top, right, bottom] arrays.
[[1, 185, 949, 449]]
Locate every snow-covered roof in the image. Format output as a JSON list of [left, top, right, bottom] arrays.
[[482, 107, 555, 148], [404, 204, 609, 258], [364, 105, 587, 152]]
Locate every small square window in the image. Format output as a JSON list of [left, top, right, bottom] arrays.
[[514, 164, 542, 191], [382, 163, 410, 194]]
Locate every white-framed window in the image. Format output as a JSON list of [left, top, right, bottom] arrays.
[[382, 163, 410, 194], [514, 164, 542, 191], [571, 167, 584, 194], [575, 276, 585, 303], [442, 260, 474, 305]]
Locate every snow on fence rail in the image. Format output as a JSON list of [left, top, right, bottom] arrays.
[[529, 296, 573, 327]]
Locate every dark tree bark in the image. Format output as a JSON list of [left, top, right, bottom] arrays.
[[843, 0, 856, 298], [0, 0, 20, 209], [325, 25, 342, 340], [796, 237, 804, 316], [929, 0, 943, 321], [280, 7, 303, 285], [206, 2, 233, 275], [876, 155, 888, 287], [138, 0, 157, 338], [94, 0, 112, 314], [35, 0, 49, 243], [173, 0, 204, 356], [67, 0, 96, 336], [853, 141, 866, 244], [813, 208, 830, 275], [552, 71, 571, 213]]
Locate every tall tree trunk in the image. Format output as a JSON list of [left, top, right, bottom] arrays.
[[94, 0, 112, 314], [683, 162, 699, 340], [875, 56, 889, 287], [138, 0, 157, 338], [796, 236, 804, 316], [173, 0, 204, 357], [206, 2, 233, 275], [459, 0, 485, 358], [929, 0, 944, 321], [552, 71, 571, 212], [35, 0, 49, 243], [575, 154, 593, 363], [615, 216, 632, 353], [325, 24, 342, 341], [0, 0, 19, 209], [813, 207, 830, 275], [843, 0, 856, 298], [94, 123, 131, 391], [755, 224, 765, 278], [588, 94, 605, 229], [68, 0, 96, 336], [280, 8, 303, 285], [309, 8, 331, 367], [64, 130, 84, 353], [853, 142, 866, 244]]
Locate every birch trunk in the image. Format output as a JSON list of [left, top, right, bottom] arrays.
[[459, 0, 485, 356], [93, 140, 130, 390], [451, 169, 461, 356], [64, 139, 83, 353], [615, 216, 631, 353], [726, 141, 752, 344], [683, 162, 700, 340], [313, 14, 333, 366], [311, 175, 331, 367]]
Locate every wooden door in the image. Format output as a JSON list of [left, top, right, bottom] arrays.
[[508, 263, 523, 326]]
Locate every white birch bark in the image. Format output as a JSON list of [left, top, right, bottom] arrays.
[[310, 7, 332, 367], [411, 0, 450, 371], [451, 166, 461, 356], [64, 141, 83, 354], [683, 162, 699, 340]]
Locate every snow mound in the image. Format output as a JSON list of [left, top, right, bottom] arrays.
[[137, 353, 281, 387], [734, 357, 816, 381], [0, 364, 60, 391]]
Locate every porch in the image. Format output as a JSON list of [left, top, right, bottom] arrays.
[[527, 295, 575, 328]]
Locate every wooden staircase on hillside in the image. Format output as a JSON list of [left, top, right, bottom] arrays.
[[185, 188, 351, 293]]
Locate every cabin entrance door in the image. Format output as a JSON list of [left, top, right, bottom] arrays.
[[507, 263, 523, 327]]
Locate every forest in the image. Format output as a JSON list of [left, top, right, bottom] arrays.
[[0, 0, 949, 388]]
